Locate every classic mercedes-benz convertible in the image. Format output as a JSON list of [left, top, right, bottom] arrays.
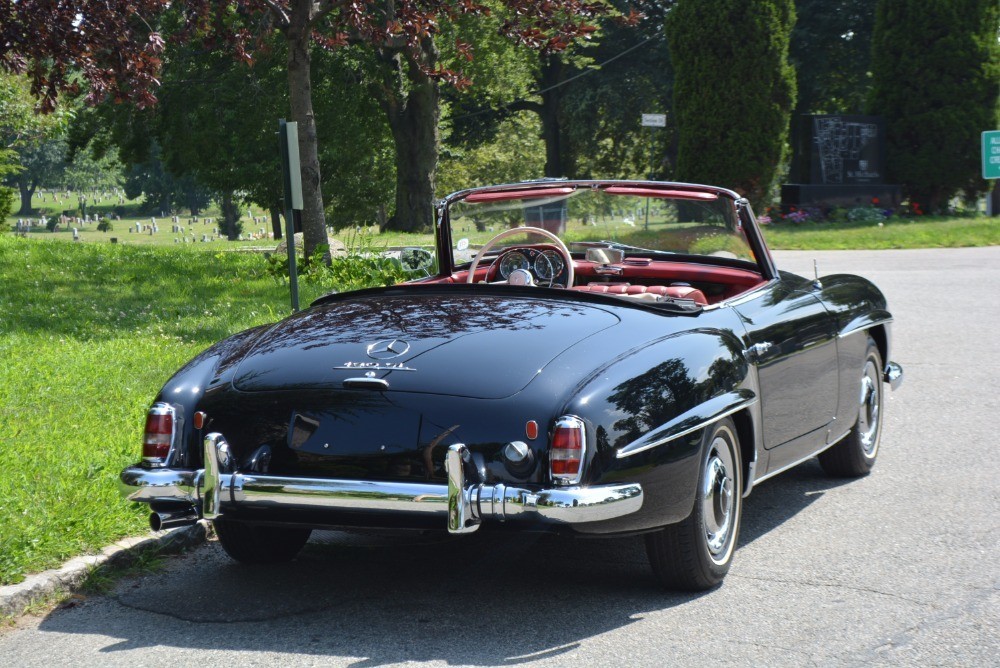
[[120, 180, 902, 590]]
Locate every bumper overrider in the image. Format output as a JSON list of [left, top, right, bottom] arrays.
[[119, 433, 644, 534]]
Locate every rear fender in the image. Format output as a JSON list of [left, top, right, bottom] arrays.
[[152, 325, 270, 468], [560, 329, 757, 532]]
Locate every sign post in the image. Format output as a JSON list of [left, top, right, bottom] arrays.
[[640, 114, 667, 230], [279, 119, 304, 311]]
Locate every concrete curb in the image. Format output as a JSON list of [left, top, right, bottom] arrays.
[[0, 521, 209, 619]]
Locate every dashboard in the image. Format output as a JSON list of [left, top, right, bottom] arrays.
[[489, 246, 569, 287]]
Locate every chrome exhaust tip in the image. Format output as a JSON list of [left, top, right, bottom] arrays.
[[150, 509, 199, 531]]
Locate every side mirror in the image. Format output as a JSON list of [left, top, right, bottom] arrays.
[[400, 247, 434, 274]]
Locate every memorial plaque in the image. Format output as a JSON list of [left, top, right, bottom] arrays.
[[783, 114, 899, 211], [790, 115, 886, 185]]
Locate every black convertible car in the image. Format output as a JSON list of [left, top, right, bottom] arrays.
[[120, 180, 902, 590]]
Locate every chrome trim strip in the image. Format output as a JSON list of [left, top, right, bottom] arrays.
[[751, 430, 850, 486], [616, 399, 758, 459], [838, 317, 894, 340]]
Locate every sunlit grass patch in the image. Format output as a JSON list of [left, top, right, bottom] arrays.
[[0, 236, 328, 585], [760, 215, 1000, 250]]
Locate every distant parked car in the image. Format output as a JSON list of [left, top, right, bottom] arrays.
[[120, 180, 902, 590]]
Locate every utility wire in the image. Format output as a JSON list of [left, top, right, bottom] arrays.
[[449, 32, 663, 123]]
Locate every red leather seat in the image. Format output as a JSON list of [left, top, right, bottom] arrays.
[[572, 283, 708, 305]]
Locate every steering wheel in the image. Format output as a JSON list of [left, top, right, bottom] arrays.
[[465, 226, 575, 288]]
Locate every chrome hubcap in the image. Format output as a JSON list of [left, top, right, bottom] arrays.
[[702, 433, 737, 558], [858, 359, 881, 457]]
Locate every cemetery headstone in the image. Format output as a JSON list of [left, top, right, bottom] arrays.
[[781, 114, 901, 211]]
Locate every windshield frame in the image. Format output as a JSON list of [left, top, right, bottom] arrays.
[[435, 180, 776, 281]]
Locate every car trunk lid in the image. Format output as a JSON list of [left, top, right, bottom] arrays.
[[232, 292, 619, 399]]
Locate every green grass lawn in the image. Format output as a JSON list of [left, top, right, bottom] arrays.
[[6, 193, 279, 249], [6, 191, 437, 251], [0, 236, 331, 585], [760, 214, 1000, 249]]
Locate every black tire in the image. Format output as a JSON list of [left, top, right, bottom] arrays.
[[819, 336, 883, 478], [645, 417, 742, 591], [213, 518, 312, 564]]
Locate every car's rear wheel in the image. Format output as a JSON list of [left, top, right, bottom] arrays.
[[213, 518, 312, 564], [645, 418, 742, 591], [819, 335, 883, 477]]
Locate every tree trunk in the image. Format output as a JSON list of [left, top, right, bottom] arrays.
[[269, 205, 284, 240], [385, 81, 439, 232], [220, 190, 242, 240], [159, 190, 172, 217], [286, 0, 327, 258], [374, 39, 440, 233], [990, 181, 1000, 217], [17, 181, 35, 216], [540, 55, 565, 178]]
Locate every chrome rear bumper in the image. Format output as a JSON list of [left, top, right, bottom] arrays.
[[120, 433, 643, 534]]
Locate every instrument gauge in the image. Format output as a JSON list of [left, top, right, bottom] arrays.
[[534, 250, 565, 281], [499, 252, 530, 279]]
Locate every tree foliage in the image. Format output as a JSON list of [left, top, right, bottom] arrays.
[[667, 0, 796, 208], [0, 185, 14, 220], [560, 2, 673, 179], [790, 0, 875, 115], [6, 140, 68, 215], [868, 0, 1000, 212], [1, 0, 609, 252], [1, 72, 72, 214], [438, 111, 545, 194]]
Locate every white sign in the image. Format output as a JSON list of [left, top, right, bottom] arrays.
[[641, 113, 667, 128]]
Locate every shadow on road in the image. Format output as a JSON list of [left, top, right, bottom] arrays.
[[35, 459, 859, 665]]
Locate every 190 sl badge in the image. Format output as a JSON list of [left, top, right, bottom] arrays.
[[334, 361, 416, 371]]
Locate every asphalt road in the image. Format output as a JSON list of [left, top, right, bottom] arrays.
[[2, 247, 998, 667]]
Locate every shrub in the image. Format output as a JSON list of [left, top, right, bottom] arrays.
[[0, 186, 14, 221], [266, 229, 418, 293], [869, 0, 1000, 212], [97, 219, 113, 232], [846, 206, 887, 224], [667, 0, 796, 209]]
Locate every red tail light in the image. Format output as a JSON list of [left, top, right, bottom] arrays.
[[550, 416, 586, 485], [143, 403, 175, 466]]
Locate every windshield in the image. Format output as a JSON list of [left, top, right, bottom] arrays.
[[446, 184, 757, 269]]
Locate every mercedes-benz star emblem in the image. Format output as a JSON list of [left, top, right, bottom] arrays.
[[366, 339, 411, 360]]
